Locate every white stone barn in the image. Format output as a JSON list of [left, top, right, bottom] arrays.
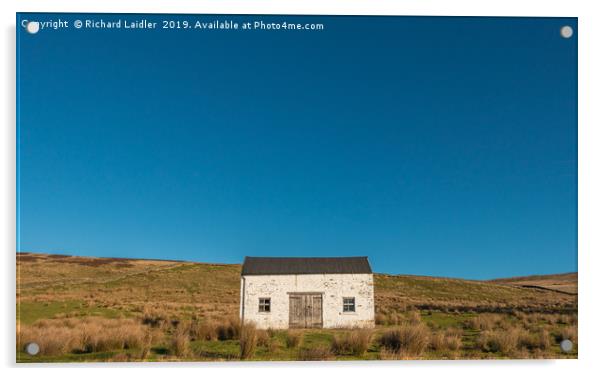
[[239, 256, 375, 329]]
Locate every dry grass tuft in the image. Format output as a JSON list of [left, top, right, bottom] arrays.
[[285, 330, 302, 348], [518, 329, 550, 351], [297, 345, 333, 361], [476, 329, 519, 355], [378, 347, 414, 360], [379, 324, 430, 358], [141, 306, 170, 329], [18, 317, 150, 356], [18, 326, 78, 356], [556, 326, 578, 344], [331, 329, 373, 356], [170, 325, 190, 357], [375, 313, 388, 325], [139, 328, 154, 359], [408, 311, 422, 325], [239, 323, 257, 360], [189, 319, 218, 341], [465, 314, 501, 331], [256, 329, 270, 348], [430, 328, 462, 352], [266, 328, 276, 338], [217, 316, 240, 340]]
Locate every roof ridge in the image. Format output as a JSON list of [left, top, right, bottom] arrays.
[[244, 256, 368, 259], [241, 256, 372, 275]]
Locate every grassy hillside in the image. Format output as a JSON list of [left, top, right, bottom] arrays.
[[16, 252, 578, 362], [489, 273, 577, 295], [17, 253, 241, 325]]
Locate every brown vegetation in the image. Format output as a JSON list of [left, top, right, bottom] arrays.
[[375, 273, 577, 315], [170, 325, 190, 357], [518, 329, 551, 351], [465, 313, 502, 331], [16, 253, 578, 361], [285, 330, 302, 348], [17, 317, 154, 356], [429, 328, 462, 352], [331, 329, 372, 356], [379, 324, 430, 357], [217, 316, 240, 340], [476, 329, 520, 355], [490, 273, 577, 294], [297, 345, 333, 361], [556, 325, 578, 344], [239, 323, 258, 360]]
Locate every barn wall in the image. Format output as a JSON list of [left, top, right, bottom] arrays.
[[241, 274, 375, 329]]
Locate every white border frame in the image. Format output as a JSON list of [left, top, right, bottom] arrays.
[[2, 1, 600, 375]]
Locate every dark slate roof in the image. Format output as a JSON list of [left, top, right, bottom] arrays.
[[241, 256, 372, 275]]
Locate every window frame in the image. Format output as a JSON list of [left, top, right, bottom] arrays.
[[258, 297, 271, 313], [342, 297, 356, 313]]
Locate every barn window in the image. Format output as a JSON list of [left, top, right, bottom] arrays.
[[259, 298, 271, 312], [343, 297, 355, 312]]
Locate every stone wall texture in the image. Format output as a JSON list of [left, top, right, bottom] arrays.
[[240, 273, 375, 329]]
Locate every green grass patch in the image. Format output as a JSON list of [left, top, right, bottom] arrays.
[[18, 350, 120, 363], [300, 330, 334, 348], [421, 311, 471, 329], [191, 339, 239, 360], [17, 300, 123, 325]]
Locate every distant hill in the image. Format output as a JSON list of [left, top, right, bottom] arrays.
[[489, 272, 577, 295], [16, 252, 577, 326]]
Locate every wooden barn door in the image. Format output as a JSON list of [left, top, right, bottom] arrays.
[[289, 294, 323, 328], [289, 295, 304, 328], [308, 295, 323, 328]]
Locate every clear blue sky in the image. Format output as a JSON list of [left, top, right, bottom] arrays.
[[17, 14, 577, 279]]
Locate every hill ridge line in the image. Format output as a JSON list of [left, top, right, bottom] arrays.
[[17, 251, 577, 282]]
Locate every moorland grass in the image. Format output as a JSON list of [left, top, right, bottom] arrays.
[[16, 253, 578, 362]]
